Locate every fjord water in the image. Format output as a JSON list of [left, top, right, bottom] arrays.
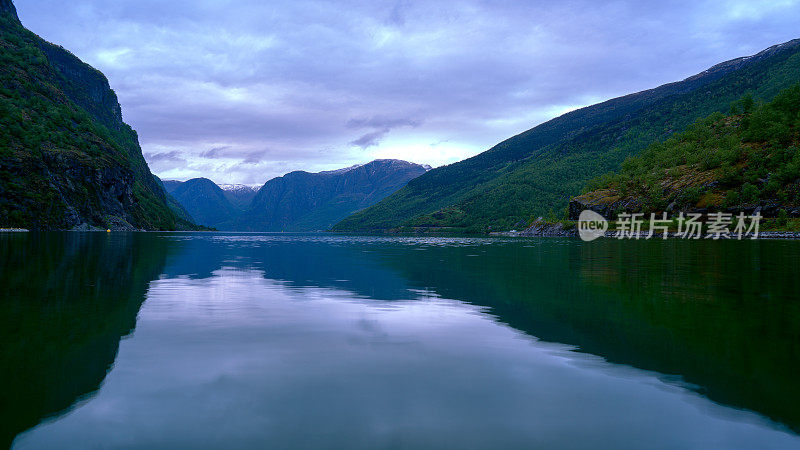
[[2, 234, 799, 449]]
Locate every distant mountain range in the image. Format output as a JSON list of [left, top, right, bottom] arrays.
[[3, 0, 799, 234], [163, 178, 241, 229], [333, 38, 800, 232], [0, 0, 192, 230], [240, 159, 429, 231], [218, 184, 260, 210], [164, 159, 429, 231]]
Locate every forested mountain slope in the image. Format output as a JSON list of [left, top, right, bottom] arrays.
[[168, 178, 240, 229], [240, 159, 428, 231], [571, 85, 800, 221], [0, 0, 188, 230], [334, 38, 800, 232]]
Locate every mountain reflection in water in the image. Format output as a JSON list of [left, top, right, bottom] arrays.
[[3, 233, 799, 449]]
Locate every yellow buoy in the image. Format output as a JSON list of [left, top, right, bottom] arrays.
[[107, 229, 111, 233]]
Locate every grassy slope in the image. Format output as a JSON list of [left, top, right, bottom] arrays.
[[574, 85, 800, 225], [334, 40, 800, 232], [0, 13, 183, 230]]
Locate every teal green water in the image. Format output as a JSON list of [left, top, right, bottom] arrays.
[[1, 233, 799, 449]]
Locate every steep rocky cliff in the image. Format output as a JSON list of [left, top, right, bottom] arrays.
[[0, 1, 188, 230]]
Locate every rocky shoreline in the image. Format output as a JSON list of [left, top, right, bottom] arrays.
[[492, 218, 800, 240], [491, 219, 579, 237], [495, 230, 800, 239]]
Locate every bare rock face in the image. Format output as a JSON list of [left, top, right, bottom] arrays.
[[38, 43, 125, 130], [518, 218, 577, 237], [569, 189, 644, 221], [40, 151, 138, 228]]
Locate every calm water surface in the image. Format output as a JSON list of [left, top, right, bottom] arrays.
[[1, 233, 799, 449]]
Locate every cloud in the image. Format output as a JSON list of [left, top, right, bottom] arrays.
[[346, 116, 422, 129], [200, 146, 229, 158], [144, 150, 185, 162], [347, 115, 423, 148], [14, 0, 800, 184], [242, 152, 264, 164], [350, 130, 390, 149]]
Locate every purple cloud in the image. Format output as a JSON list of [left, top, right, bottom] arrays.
[[350, 130, 389, 149], [13, 0, 800, 185]]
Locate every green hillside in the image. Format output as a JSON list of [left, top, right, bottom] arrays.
[[571, 85, 800, 223], [333, 39, 800, 233], [0, 2, 188, 230]]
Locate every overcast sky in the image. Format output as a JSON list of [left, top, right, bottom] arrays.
[[15, 0, 800, 184]]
